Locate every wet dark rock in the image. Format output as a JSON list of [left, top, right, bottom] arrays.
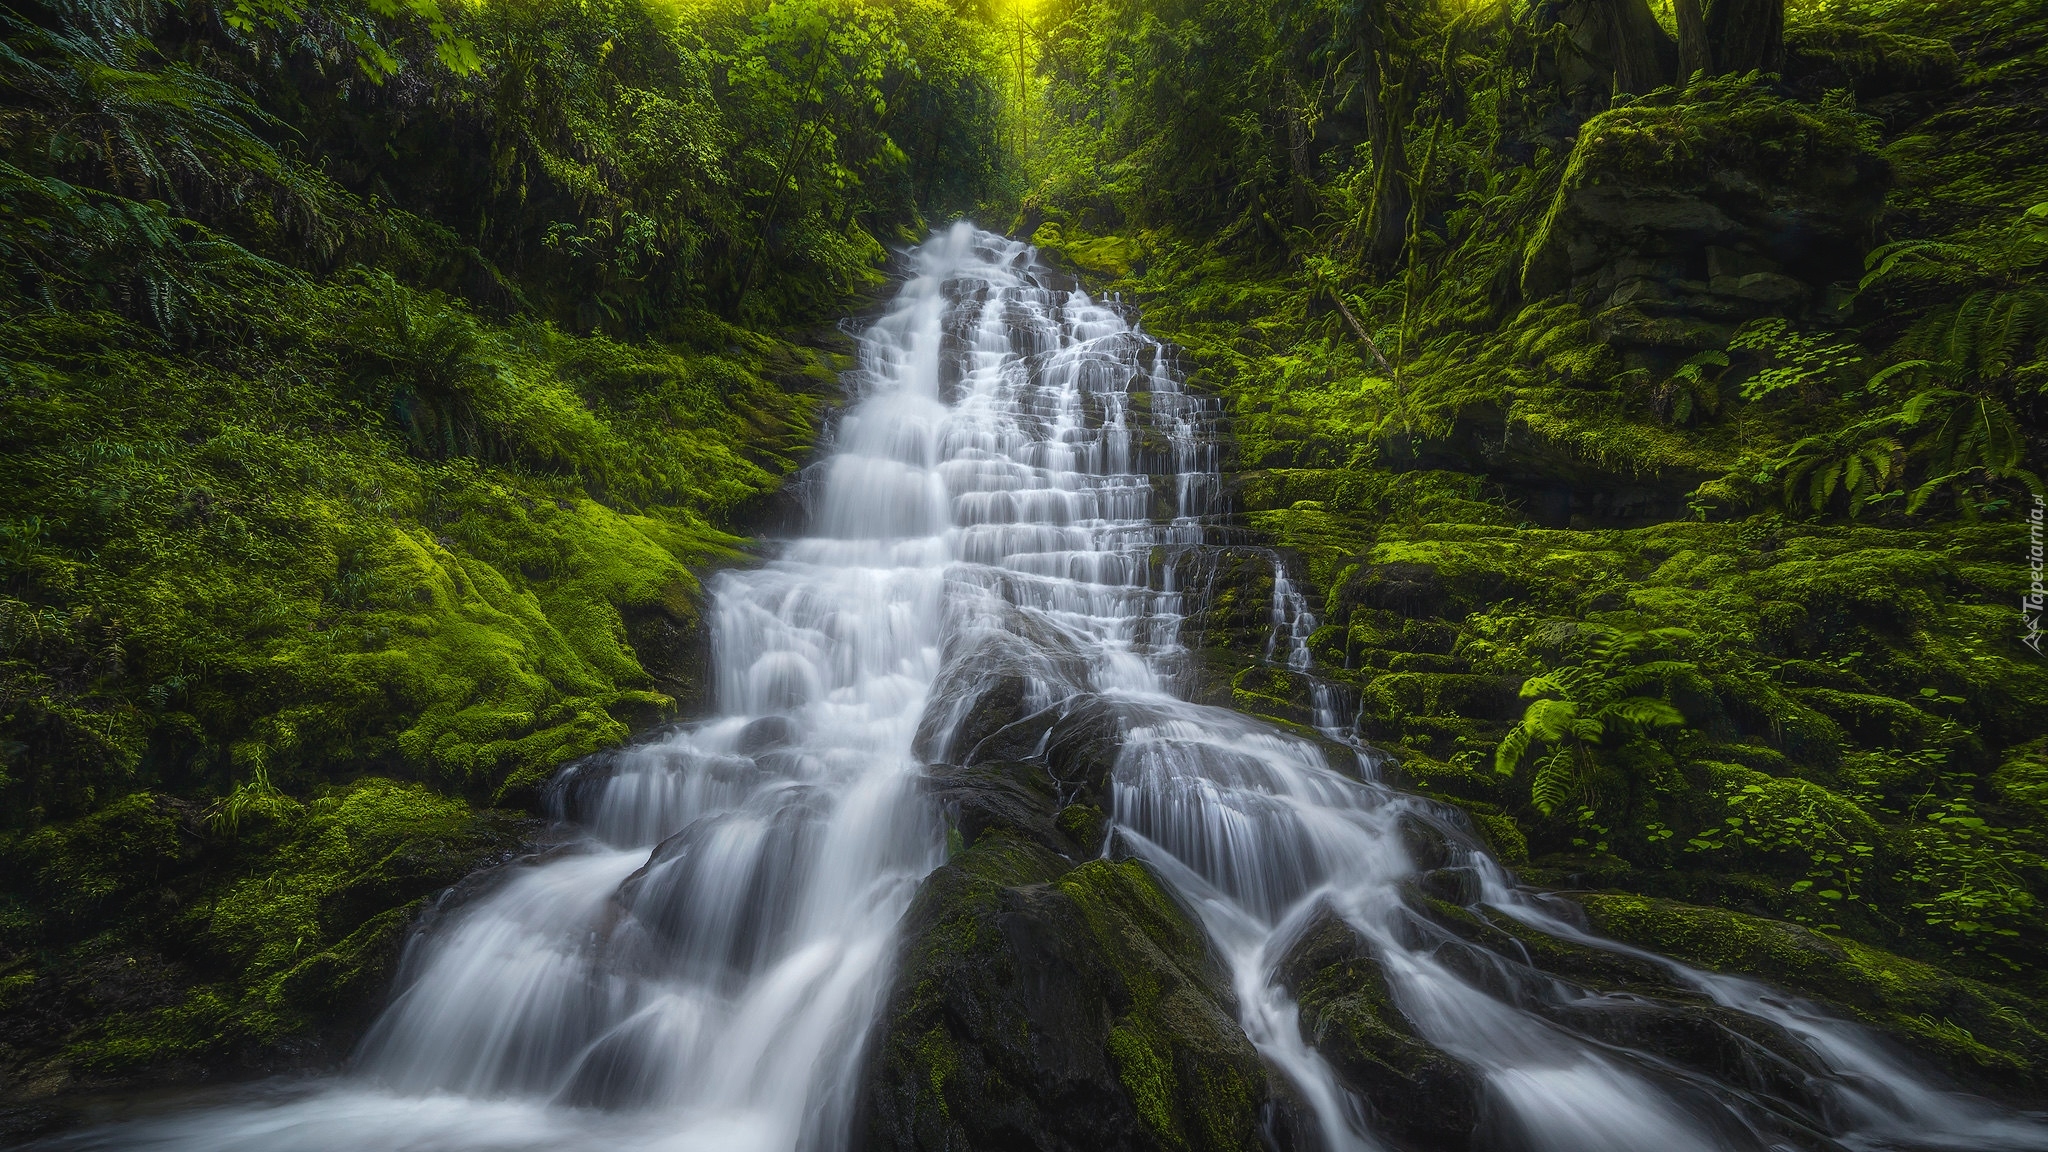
[[1346, 562, 1455, 619], [619, 582, 714, 719], [1276, 909, 1483, 1149], [915, 670, 1034, 765], [1570, 892, 2048, 1100], [1396, 814, 1456, 872], [1416, 866, 1483, 907], [1383, 897, 1917, 1144], [1537, 996, 1838, 1124], [735, 714, 799, 754], [869, 701, 1278, 1152], [927, 760, 1069, 857], [963, 696, 1128, 811]]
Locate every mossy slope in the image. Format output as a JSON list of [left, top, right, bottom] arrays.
[[0, 282, 842, 1121]]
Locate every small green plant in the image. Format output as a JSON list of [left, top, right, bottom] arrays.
[[1898, 771, 2046, 963], [1685, 778, 1878, 927], [1772, 422, 1905, 516], [1657, 349, 1726, 426], [1893, 389, 2042, 511], [1730, 319, 1866, 402]]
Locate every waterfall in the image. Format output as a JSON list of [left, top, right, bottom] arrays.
[[40, 226, 2048, 1152]]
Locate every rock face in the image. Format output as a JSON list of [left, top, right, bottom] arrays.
[[859, 837, 1270, 1152], [1522, 78, 1889, 374], [859, 738, 1271, 1151], [1572, 892, 2048, 1095]]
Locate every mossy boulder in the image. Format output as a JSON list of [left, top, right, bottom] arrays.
[[1278, 910, 1482, 1148], [1523, 75, 1889, 371], [862, 838, 1268, 1152], [1272, 895, 1873, 1148], [871, 674, 1277, 1151]]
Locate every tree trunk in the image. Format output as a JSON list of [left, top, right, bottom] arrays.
[[1353, 46, 1411, 268], [1704, 0, 1784, 75], [1605, 0, 1676, 95], [1674, 0, 1711, 81]]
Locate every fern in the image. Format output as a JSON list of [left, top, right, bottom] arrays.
[[1495, 625, 1693, 815], [1898, 389, 2044, 510], [1893, 288, 2048, 389], [1775, 426, 1905, 517]]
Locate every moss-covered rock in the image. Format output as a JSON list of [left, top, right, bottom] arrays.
[[1523, 74, 1889, 371], [1572, 892, 2048, 1094], [862, 835, 1267, 1152], [1271, 896, 1879, 1147], [0, 779, 536, 1123], [1278, 910, 1481, 1148]]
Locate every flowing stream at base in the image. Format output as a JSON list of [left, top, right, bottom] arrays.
[[43, 226, 2048, 1152]]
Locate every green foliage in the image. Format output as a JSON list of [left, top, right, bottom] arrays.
[[1771, 419, 1905, 517], [0, 0, 999, 1083], [1684, 768, 1882, 924], [1, 0, 1012, 336], [1015, 0, 2048, 1045], [1, 779, 532, 1072], [0, 282, 825, 825], [1494, 625, 1693, 814]]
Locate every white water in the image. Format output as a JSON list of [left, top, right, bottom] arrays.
[[38, 227, 2048, 1152]]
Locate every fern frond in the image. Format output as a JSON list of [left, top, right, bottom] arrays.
[[1495, 723, 1534, 775], [1530, 749, 1577, 816], [1522, 698, 1579, 741], [1607, 696, 1685, 729]]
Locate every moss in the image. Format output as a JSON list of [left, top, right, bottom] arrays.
[[1055, 803, 1105, 849], [913, 1026, 959, 1118], [0, 266, 837, 1086], [29, 778, 535, 1075], [1467, 810, 1529, 864], [1573, 892, 2048, 1085], [1991, 737, 2048, 819], [11, 793, 192, 927], [1106, 1022, 1184, 1148], [2, 283, 823, 828], [1031, 221, 1142, 279], [1054, 860, 1262, 1150], [871, 799, 1264, 1151], [1785, 18, 1961, 95], [1055, 859, 1208, 988]]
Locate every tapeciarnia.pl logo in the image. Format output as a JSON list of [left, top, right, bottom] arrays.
[[2028, 494, 2046, 655]]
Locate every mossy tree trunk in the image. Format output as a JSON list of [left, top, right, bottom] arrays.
[[1353, 25, 1414, 270]]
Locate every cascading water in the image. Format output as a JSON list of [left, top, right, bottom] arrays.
[[39, 226, 2048, 1152]]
